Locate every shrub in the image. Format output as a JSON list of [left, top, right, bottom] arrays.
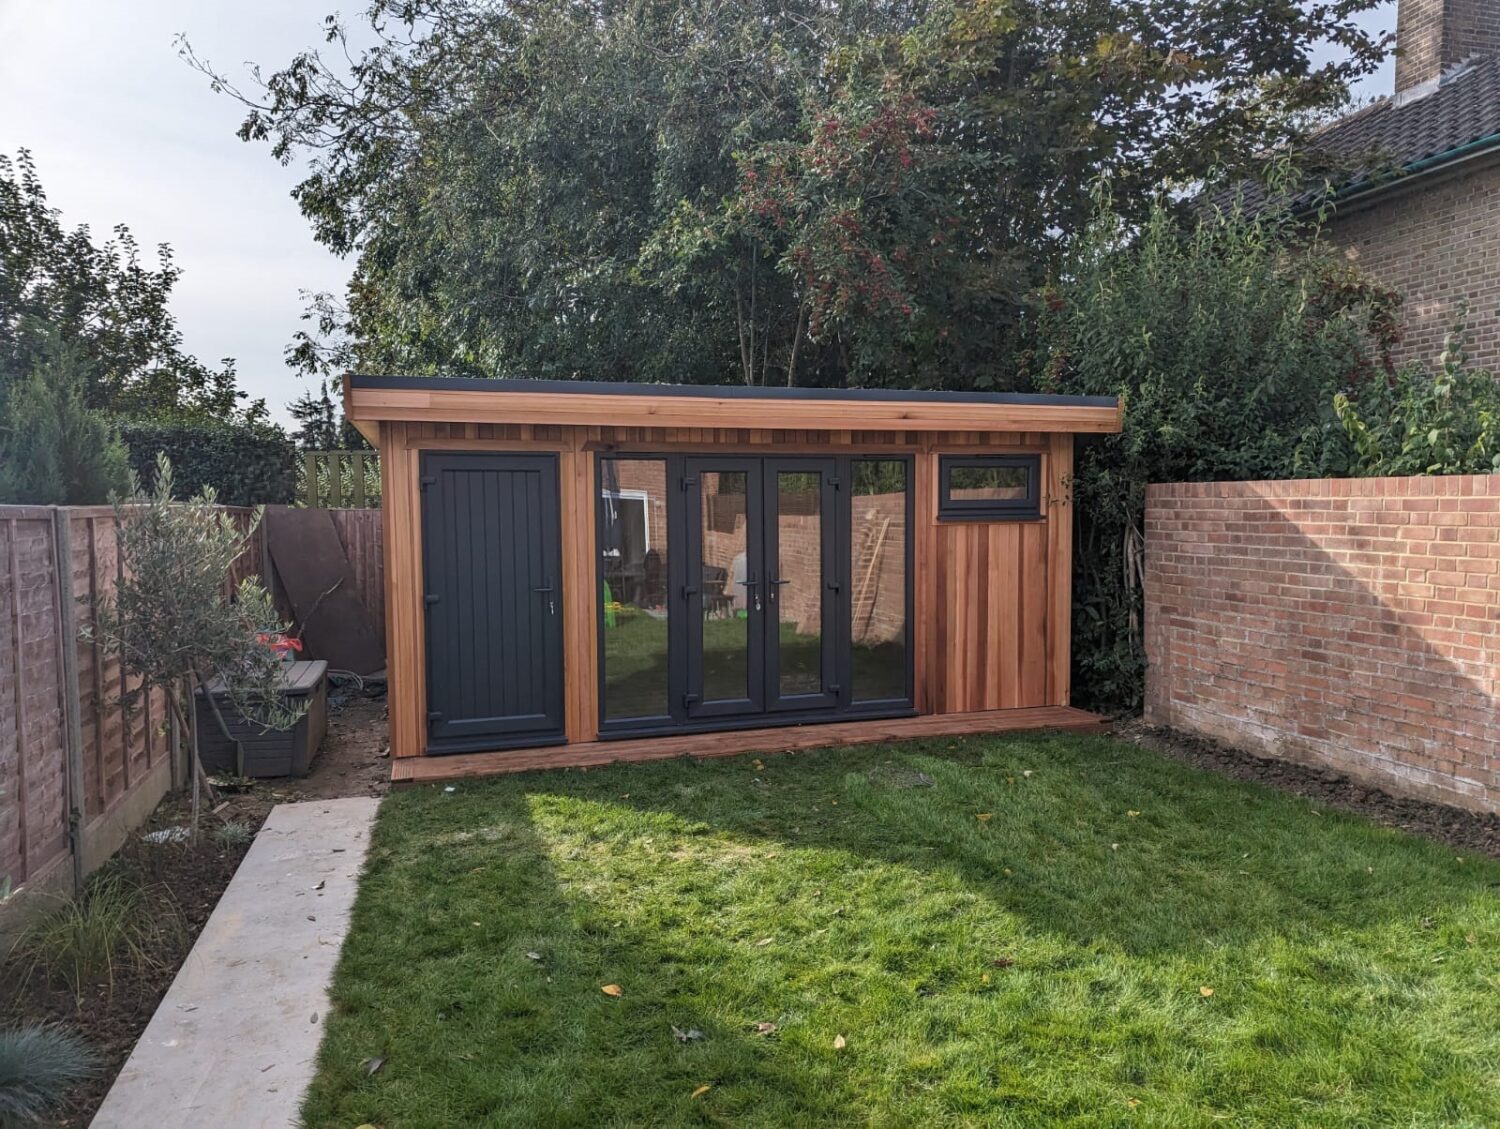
[[0, 331, 129, 505], [1035, 191, 1399, 710], [212, 820, 254, 849], [1335, 318, 1500, 476], [118, 418, 295, 505], [0, 1025, 96, 1126], [9, 871, 167, 1006]]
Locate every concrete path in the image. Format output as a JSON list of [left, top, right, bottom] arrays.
[[92, 797, 381, 1128]]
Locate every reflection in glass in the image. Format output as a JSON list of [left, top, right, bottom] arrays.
[[851, 460, 908, 701], [776, 471, 823, 696], [949, 464, 1029, 500], [600, 458, 669, 720], [700, 471, 749, 702]]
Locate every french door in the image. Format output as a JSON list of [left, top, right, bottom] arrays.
[[682, 457, 839, 720]]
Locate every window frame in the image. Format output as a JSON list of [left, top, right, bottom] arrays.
[[937, 454, 1042, 522]]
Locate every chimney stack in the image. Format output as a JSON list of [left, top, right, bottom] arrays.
[[1396, 0, 1500, 91]]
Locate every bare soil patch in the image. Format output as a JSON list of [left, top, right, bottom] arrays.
[[1124, 722, 1500, 860]]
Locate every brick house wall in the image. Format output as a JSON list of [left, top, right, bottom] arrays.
[[1396, 0, 1500, 91], [1322, 159, 1500, 374], [1144, 475, 1500, 814]]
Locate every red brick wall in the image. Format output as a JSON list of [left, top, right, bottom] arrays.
[[1145, 475, 1500, 814]]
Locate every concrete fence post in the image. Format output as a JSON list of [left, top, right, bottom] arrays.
[[51, 507, 87, 895]]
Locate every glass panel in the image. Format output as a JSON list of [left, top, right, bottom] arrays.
[[600, 458, 669, 720], [949, 464, 1029, 501], [775, 470, 824, 697], [851, 460, 908, 701], [700, 471, 750, 702]]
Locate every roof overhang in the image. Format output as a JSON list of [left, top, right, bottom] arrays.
[[343, 375, 1123, 444]]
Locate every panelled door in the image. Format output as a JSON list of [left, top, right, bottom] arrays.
[[421, 452, 564, 750], [682, 457, 838, 720]]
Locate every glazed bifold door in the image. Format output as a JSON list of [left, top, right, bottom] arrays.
[[421, 452, 564, 751]]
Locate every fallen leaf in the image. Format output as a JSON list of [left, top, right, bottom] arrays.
[[1110, 843, 1120, 851], [832, 1034, 847, 1050], [1199, 986, 1214, 997], [672, 1025, 706, 1043], [601, 984, 624, 997], [752, 1022, 778, 1035], [752, 760, 765, 770], [755, 937, 774, 947], [691, 1084, 712, 1100], [1126, 810, 1140, 817], [990, 956, 1015, 968], [981, 973, 990, 984], [363, 1056, 385, 1076], [525, 952, 543, 962], [1126, 1097, 1141, 1108], [1022, 770, 1033, 778], [976, 813, 992, 822], [312, 880, 325, 891]]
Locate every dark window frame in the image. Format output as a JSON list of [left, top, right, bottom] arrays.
[[593, 451, 916, 736], [937, 454, 1042, 522]]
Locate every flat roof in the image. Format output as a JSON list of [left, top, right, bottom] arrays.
[[343, 374, 1123, 440], [346, 374, 1118, 410]]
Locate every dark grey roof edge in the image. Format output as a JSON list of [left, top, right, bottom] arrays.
[[347, 374, 1119, 410]]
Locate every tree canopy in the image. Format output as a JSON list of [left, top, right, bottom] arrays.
[[189, 0, 1389, 391], [0, 149, 261, 420]]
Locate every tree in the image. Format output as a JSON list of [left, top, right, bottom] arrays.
[[0, 150, 262, 421], [1035, 189, 1400, 709], [184, 0, 1389, 390], [1335, 315, 1500, 477], [88, 456, 302, 835], [0, 330, 130, 504]]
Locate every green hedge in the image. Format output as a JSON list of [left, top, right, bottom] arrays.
[[118, 419, 297, 506]]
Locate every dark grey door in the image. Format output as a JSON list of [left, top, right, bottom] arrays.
[[421, 453, 564, 751]]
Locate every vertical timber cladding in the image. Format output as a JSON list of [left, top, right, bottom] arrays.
[[924, 432, 1075, 714], [380, 419, 1081, 759], [382, 420, 598, 759]]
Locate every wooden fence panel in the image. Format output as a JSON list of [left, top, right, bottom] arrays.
[[327, 509, 385, 642], [0, 512, 70, 889], [0, 504, 267, 897]]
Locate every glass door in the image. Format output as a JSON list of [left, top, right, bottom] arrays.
[[683, 458, 765, 719], [764, 459, 839, 712]]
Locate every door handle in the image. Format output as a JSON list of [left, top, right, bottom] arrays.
[[534, 582, 556, 616]]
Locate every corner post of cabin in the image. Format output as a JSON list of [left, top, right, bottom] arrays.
[[1045, 431, 1075, 706], [380, 421, 427, 759]]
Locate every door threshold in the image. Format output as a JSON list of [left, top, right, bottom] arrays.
[[392, 706, 1109, 783]]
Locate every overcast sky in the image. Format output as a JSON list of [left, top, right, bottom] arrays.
[[0, 2, 1396, 429]]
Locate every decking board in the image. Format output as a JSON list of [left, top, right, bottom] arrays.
[[390, 706, 1108, 783]]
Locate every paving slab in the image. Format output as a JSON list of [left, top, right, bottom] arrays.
[[91, 796, 381, 1129]]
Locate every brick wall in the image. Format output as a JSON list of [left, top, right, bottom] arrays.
[[1323, 161, 1500, 373], [1145, 475, 1500, 814], [1395, 0, 1500, 90]]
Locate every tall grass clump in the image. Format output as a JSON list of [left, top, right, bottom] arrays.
[[9, 871, 168, 1006]]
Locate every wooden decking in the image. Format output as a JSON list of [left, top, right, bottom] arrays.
[[390, 706, 1108, 784]]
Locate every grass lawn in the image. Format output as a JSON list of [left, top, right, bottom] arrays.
[[302, 733, 1500, 1128]]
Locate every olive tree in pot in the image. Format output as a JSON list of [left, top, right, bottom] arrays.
[[87, 454, 304, 837]]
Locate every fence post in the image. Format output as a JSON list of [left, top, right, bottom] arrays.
[[51, 508, 87, 894], [350, 451, 367, 509]]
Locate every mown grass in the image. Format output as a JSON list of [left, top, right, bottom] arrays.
[[302, 733, 1500, 1128]]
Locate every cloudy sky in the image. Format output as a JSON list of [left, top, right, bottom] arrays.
[[0, 2, 1396, 428]]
